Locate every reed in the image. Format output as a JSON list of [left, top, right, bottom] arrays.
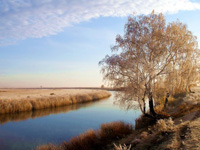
[[0, 90, 111, 114], [0, 99, 32, 114], [37, 121, 133, 150], [99, 122, 133, 142]]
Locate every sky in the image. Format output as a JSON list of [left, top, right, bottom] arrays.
[[0, 0, 200, 88]]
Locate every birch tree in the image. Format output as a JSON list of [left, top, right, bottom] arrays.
[[99, 11, 199, 117]]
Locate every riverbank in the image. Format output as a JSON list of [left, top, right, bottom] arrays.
[[37, 121, 133, 150], [0, 89, 111, 114], [109, 87, 200, 150], [36, 87, 200, 150]]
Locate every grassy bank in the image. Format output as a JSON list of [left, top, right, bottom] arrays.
[[0, 89, 111, 114], [37, 121, 133, 150], [35, 87, 200, 150], [109, 87, 200, 150]]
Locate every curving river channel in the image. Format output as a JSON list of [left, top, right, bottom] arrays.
[[0, 92, 141, 150]]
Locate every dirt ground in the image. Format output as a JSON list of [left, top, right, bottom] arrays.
[[111, 87, 200, 150]]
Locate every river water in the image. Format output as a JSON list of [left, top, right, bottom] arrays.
[[0, 92, 141, 150]]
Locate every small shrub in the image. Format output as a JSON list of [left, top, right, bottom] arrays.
[[135, 115, 156, 130], [100, 122, 133, 142], [154, 118, 174, 132], [62, 129, 100, 150], [140, 131, 148, 139], [113, 143, 131, 150]]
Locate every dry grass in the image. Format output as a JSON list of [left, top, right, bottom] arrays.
[[145, 119, 200, 150], [154, 91, 186, 117], [171, 103, 200, 119], [120, 118, 186, 150], [113, 144, 131, 150], [115, 88, 200, 150], [0, 99, 32, 114], [36, 122, 133, 150], [37, 144, 59, 150], [135, 115, 157, 130], [37, 88, 200, 150], [0, 90, 111, 114], [154, 118, 175, 132], [62, 130, 100, 150], [181, 117, 200, 149], [99, 122, 133, 142]]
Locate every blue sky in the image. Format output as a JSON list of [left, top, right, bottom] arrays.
[[0, 0, 200, 88]]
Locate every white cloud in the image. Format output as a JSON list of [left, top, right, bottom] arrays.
[[0, 0, 200, 45]]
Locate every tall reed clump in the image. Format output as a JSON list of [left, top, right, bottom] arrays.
[[37, 121, 133, 150], [30, 96, 72, 110], [0, 90, 111, 114], [0, 99, 32, 114], [99, 122, 133, 143]]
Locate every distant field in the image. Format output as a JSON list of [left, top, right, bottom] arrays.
[[0, 89, 111, 114]]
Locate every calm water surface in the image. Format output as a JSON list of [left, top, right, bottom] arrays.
[[0, 92, 141, 150]]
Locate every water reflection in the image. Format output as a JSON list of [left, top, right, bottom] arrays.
[[0, 101, 96, 124], [0, 92, 141, 150]]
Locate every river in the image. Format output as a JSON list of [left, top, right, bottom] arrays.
[[0, 92, 141, 150]]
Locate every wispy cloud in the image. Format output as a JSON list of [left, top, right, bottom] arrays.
[[0, 0, 200, 45]]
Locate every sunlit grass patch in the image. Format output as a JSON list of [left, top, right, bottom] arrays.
[[0, 90, 111, 114], [0, 99, 32, 114], [154, 118, 175, 132], [113, 143, 131, 150]]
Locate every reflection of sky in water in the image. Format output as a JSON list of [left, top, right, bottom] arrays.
[[0, 92, 141, 150]]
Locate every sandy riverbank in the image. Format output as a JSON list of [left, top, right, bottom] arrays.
[[0, 89, 111, 114]]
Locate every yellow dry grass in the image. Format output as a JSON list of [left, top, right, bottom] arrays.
[[37, 121, 133, 150], [114, 87, 200, 150], [0, 89, 111, 114]]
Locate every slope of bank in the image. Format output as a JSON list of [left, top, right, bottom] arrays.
[[111, 87, 200, 150], [0, 89, 111, 114], [35, 87, 200, 150]]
